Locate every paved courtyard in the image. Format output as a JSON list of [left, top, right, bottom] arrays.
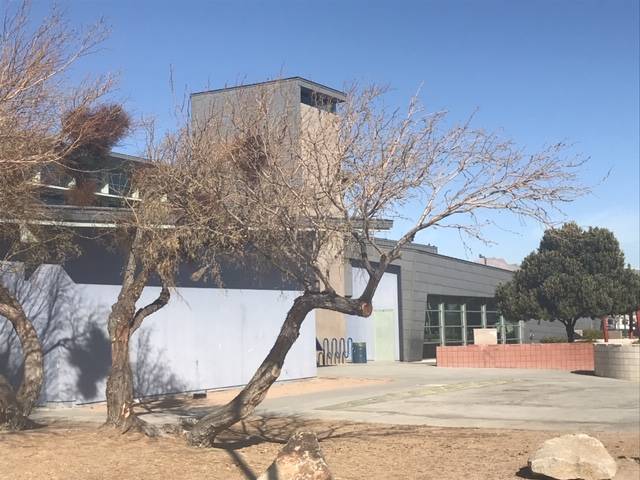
[[255, 362, 640, 432], [34, 362, 640, 433]]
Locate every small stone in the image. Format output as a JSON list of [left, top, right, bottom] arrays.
[[257, 431, 333, 480], [529, 433, 618, 479]]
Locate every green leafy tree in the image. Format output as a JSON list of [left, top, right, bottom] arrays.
[[614, 267, 640, 336], [496, 223, 626, 342]]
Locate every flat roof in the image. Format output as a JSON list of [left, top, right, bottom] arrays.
[[191, 77, 347, 102], [109, 151, 149, 164], [368, 238, 516, 274]]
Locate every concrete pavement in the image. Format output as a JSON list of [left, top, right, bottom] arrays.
[[33, 362, 640, 433], [256, 362, 640, 432]]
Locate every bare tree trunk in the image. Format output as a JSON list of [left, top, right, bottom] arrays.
[[564, 320, 576, 343], [0, 374, 30, 430], [0, 284, 43, 430], [105, 319, 134, 428], [104, 280, 170, 433], [187, 291, 373, 447]]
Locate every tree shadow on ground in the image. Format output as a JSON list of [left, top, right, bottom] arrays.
[[223, 449, 258, 480], [132, 396, 429, 450], [206, 414, 433, 480], [213, 413, 425, 449]]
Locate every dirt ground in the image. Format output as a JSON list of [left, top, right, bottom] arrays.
[[1, 416, 638, 480]]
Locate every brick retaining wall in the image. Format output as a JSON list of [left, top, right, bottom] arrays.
[[436, 343, 594, 371]]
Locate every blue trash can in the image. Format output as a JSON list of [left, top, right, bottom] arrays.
[[351, 342, 367, 363]]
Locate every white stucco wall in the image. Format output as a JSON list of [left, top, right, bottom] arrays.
[[346, 267, 399, 361], [0, 265, 316, 404]]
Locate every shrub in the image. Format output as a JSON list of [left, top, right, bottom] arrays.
[[580, 329, 603, 342], [540, 336, 566, 343]]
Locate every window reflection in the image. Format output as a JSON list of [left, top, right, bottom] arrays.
[[423, 294, 515, 357]]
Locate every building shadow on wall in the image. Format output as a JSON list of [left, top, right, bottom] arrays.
[[213, 415, 454, 480]]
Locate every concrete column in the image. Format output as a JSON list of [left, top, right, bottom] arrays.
[[518, 320, 524, 344], [481, 304, 487, 328], [500, 315, 506, 344]]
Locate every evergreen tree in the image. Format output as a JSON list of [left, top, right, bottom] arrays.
[[496, 223, 627, 342]]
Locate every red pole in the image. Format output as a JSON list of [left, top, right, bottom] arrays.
[[602, 316, 609, 343]]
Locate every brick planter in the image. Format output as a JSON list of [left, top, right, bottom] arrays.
[[436, 343, 594, 371], [594, 344, 640, 382]]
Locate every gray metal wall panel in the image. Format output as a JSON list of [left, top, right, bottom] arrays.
[[360, 242, 514, 361]]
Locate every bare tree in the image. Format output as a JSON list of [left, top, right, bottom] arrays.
[[101, 160, 177, 433], [0, 1, 118, 429], [102, 117, 241, 433], [168, 82, 586, 446]]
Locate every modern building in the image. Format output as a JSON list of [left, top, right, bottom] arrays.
[[190, 77, 351, 343], [1, 146, 318, 405], [1, 77, 528, 406], [345, 239, 517, 362]]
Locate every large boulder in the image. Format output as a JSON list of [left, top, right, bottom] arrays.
[[257, 431, 333, 480], [529, 433, 618, 480]]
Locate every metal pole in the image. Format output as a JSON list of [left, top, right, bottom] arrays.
[[602, 316, 609, 343], [439, 303, 446, 346], [461, 303, 467, 345]]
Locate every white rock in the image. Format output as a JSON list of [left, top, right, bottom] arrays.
[[529, 433, 618, 480], [257, 431, 333, 480]]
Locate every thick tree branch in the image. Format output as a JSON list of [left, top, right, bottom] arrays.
[[129, 283, 170, 335]]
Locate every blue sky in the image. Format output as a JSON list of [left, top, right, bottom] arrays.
[[33, 0, 640, 267]]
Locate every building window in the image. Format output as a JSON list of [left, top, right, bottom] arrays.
[[108, 172, 130, 196], [424, 310, 440, 343], [300, 87, 338, 113], [423, 294, 519, 357]]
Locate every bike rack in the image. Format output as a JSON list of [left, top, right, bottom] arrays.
[[317, 336, 354, 366]]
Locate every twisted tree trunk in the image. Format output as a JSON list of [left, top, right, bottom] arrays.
[[186, 257, 389, 447], [104, 236, 170, 432], [0, 283, 43, 430], [187, 290, 375, 447], [104, 284, 169, 432], [105, 311, 135, 428]]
